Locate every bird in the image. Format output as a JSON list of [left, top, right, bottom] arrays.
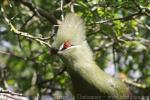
[[51, 13, 130, 100]]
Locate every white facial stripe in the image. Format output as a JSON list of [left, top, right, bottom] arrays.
[[59, 43, 82, 51], [59, 43, 64, 51], [68, 45, 81, 49]]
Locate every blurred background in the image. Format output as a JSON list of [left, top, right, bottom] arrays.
[[0, 0, 150, 99]]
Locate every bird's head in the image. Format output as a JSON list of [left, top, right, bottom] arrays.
[[51, 13, 87, 59]]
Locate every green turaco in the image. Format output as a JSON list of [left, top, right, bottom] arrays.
[[51, 13, 130, 100]]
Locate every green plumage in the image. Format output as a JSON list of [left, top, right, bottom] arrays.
[[52, 13, 130, 100]]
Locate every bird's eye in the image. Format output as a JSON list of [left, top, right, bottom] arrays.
[[60, 41, 72, 51]]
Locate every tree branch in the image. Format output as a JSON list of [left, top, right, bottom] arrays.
[[120, 35, 150, 47], [95, 11, 143, 24], [123, 79, 146, 89], [16, 0, 58, 25], [0, 89, 27, 100], [95, 2, 149, 25], [1, 7, 51, 48], [0, 50, 25, 60]]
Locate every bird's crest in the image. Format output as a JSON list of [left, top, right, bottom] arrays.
[[53, 13, 86, 49]]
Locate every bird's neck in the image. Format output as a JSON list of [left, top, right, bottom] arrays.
[[67, 42, 96, 68], [63, 42, 130, 98]]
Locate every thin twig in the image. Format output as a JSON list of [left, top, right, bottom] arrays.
[[120, 35, 150, 47], [20, 13, 36, 30], [61, 0, 64, 20], [70, 0, 75, 12], [18, 0, 58, 25], [55, 2, 71, 11], [112, 43, 118, 77], [95, 11, 142, 24], [0, 50, 25, 60], [0, 90, 24, 96], [123, 79, 146, 89], [1, 7, 51, 48], [94, 5, 145, 25], [0, 89, 27, 100]]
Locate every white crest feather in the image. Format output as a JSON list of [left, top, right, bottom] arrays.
[[53, 13, 86, 49]]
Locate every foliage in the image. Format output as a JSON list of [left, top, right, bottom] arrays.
[[0, 0, 150, 99]]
